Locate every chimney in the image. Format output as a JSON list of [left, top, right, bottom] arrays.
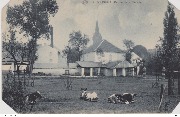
[[50, 25, 54, 48]]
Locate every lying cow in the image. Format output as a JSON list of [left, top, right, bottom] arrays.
[[25, 91, 42, 112], [120, 93, 137, 104], [80, 88, 98, 102], [108, 94, 122, 104]]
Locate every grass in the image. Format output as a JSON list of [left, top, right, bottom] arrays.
[[3, 74, 180, 114]]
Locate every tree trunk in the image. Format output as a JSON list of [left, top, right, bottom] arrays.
[[178, 72, 180, 95], [167, 71, 174, 95], [28, 38, 37, 84]]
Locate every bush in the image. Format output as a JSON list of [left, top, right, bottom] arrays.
[[2, 73, 28, 113]]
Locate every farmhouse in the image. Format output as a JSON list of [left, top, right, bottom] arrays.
[[2, 23, 142, 77], [76, 21, 141, 77], [32, 26, 78, 76]]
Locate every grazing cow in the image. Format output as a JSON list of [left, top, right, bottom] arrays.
[[108, 94, 122, 104], [120, 93, 137, 104], [80, 88, 98, 102], [25, 91, 42, 111]]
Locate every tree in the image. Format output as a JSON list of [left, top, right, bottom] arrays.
[[123, 39, 135, 63], [159, 3, 179, 95], [62, 46, 79, 63], [123, 39, 135, 50], [67, 31, 89, 61], [6, 0, 59, 75]]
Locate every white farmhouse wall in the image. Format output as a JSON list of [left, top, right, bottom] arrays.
[[35, 45, 59, 63], [131, 52, 141, 60], [2, 65, 13, 71], [131, 52, 142, 65], [81, 52, 96, 61], [94, 52, 125, 63]]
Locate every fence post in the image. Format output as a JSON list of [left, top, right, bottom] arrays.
[[178, 72, 180, 95], [23, 69, 26, 88]]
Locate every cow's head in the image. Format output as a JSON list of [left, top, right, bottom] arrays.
[[35, 91, 42, 99], [80, 88, 87, 99], [132, 93, 137, 98], [115, 94, 122, 103]]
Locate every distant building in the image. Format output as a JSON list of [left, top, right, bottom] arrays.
[[2, 23, 142, 77], [33, 26, 73, 76], [76, 21, 141, 77]]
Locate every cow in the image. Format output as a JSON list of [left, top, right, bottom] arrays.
[[80, 88, 98, 102], [120, 93, 137, 104], [108, 94, 122, 104], [25, 91, 42, 112]]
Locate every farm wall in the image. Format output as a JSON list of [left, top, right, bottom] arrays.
[[33, 68, 79, 76], [2, 65, 13, 71]]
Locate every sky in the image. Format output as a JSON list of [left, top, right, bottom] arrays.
[[2, 0, 180, 51]]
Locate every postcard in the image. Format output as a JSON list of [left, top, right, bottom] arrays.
[[1, 0, 180, 114]]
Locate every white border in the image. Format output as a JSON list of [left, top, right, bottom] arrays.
[[0, 0, 180, 116]]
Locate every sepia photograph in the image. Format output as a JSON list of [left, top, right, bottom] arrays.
[[1, 0, 180, 114]]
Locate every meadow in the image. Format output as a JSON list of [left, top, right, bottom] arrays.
[[23, 76, 180, 114]]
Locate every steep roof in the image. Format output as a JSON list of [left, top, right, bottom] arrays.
[[83, 40, 124, 54]]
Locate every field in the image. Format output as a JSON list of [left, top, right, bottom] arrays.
[[20, 75, 179, 114], [2, 73, 180, 114]]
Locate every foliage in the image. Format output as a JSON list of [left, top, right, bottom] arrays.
[[123, 39, 135, 50], [2, 72, 28, 113], [62, 46, 79, 63], [2, 0, 59, 112], [158, 3, 179, 95], [6, 0, 59, 74], [6, 0, 58, 39], [3, 30, 38, 64], [146, 51, 163, 75], [63, 31, 89, 62], [123, 39, 135, 63], [125, 51, 132, 63]]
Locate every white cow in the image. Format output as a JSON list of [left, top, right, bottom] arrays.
[[80, 88, 98, 102]]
